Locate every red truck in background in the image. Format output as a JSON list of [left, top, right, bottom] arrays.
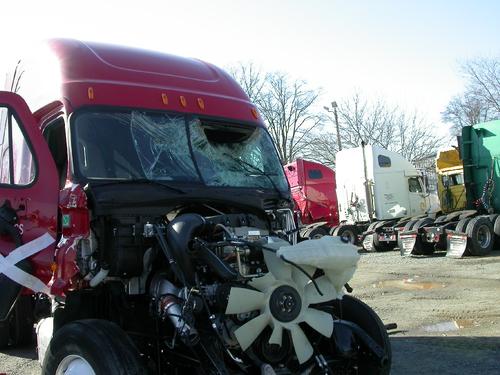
[[284, 159, 339, 239]]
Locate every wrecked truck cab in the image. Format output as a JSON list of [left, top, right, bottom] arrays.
[[0, 40, 391, 374]]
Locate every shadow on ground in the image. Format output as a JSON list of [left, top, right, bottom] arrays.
[[391, 336, 500, 374], [0, 344, 36, 360]]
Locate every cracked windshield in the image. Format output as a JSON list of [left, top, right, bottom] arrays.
[[73, 110, 288, 192]]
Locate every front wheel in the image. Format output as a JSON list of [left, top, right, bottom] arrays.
[[42, 319, 147, 375], [315, 295, 391, 374]]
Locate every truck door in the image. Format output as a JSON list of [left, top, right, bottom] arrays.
[[407, 176, 426, 215], [0, 92, 59, 293]]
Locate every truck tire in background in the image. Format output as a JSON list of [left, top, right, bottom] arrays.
[[433, 214, 448, 224], [403, 219, 419, 231], [411, 218, 435, 255], [42, 319, 146, 375], [336, 225, 358, 244], [455, 217, 472, 233], [466, 217, 494, 256], [308, 226, 329, 239], [373, 221, 395, 252]]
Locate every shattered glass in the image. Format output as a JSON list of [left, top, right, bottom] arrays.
[[189, 119, 288, 191], [73, 110, 288, 192]]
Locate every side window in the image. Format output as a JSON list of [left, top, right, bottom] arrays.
[[408, 177, 423, 193], [0, 106, 36, 186], [308, 169, 323, 179], [378, 155, 391, 168]]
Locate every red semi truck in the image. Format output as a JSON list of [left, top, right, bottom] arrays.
[[0, 39, 390, 374], [284, 159, 339, 239]]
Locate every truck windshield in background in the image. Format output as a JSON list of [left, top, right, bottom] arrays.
[[72, 110, 288, 192]]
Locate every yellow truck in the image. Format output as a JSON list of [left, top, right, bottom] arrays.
[[436, 148, 466, 213]]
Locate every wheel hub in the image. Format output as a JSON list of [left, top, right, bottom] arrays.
[[269, 285, 302, 322]]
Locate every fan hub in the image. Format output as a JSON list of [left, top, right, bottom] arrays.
[[269, 285, 302, 322]]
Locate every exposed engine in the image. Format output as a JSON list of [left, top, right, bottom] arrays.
[[69, 207, 388, 374]]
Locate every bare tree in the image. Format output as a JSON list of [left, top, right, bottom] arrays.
[[443, 58, 500, 134], [229, 64, 323, 164], [307, 93, 443, 165]]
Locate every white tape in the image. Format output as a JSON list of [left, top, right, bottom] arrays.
[[0, 233, 55, 294]]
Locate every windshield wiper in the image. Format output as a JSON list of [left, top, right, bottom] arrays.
[[222, 153, 287, 200], [90, 178, 186, 194]]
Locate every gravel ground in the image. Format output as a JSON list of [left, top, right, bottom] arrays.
[[1, 249, 500, 374]]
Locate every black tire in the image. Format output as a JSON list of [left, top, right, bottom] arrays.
[[466, 217, 494, 256], [10, 295, 34, 346], [337, 225, 358, 244], [367, 222, 378, 232], [0, 295, 34, 349], [0, 321, 9, 349], [42, 319, 147, 375], [411, 218, 435, 255], [308, 226, 328, 239], [455, 217, 472, 233], [320, 295, 391, 374]]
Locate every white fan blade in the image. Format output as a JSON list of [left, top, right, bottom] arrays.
[[263, 250, 291, 281], [302, 308, 334, 338], [249, 272, 276, 291], [290, 326, 314, 364], [304, 275, 339, 304], [225, 288, 265, 314], [292, 264, 315, 289], [268, 324, 283, 346], [234, 313, 270, 351]]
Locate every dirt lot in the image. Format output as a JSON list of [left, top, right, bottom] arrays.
[[1, 249, 500, 374]]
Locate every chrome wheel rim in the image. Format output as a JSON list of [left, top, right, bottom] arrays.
[[56, 355, 96, 375]]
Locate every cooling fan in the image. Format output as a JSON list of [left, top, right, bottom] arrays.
[[225, 236, 360, 364]]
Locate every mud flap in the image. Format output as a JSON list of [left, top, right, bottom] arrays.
[[446, 231, 468, 258], [362, 233, 374, 252], [398, 231, 417, 256]]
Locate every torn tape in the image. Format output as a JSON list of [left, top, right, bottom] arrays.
[[0, 233, 55, 294]]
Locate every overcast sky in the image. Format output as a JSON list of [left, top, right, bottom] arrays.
[[1, 0, 499, 139]]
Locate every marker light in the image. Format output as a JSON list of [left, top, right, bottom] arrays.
[[180, 96, 187, 108], [162, 93, 169, 105], [197, 98, 205, 110], [87, 87, 94, 100], [251, 108, 259, 119]]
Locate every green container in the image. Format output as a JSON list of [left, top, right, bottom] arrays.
[[461, 120, 500, 212]]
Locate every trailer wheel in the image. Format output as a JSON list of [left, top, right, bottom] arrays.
[[466, 217, 494, 256], [411, 218, 435, 255], [337, 225, 358, 244], [42, 319, 146, 375], [372, 222, 396, 252]]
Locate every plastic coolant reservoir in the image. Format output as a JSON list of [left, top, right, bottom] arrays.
[[276, 236, 360, 295]]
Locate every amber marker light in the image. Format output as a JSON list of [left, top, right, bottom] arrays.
[[180, 96, 187, 107], [162, 93, 169, 105], [50, 262, 58, 273], [87, 87, 95, 100], [251, 108, 259, 119], [197, 98, 205, 110]]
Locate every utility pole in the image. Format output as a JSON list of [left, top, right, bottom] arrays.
[[323, 101, 342, 151]]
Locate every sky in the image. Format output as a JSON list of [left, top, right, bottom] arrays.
[[1, 0, 499, 141]]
